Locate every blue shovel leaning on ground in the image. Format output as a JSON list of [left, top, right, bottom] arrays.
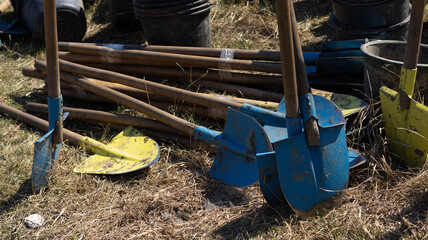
[[32, 0, 63, 193], [257, 0, 350, 216]]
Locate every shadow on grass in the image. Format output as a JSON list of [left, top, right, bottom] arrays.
[[0, 178, 32, 216], [212, 204, 293, 239], [83, 0, 144, 44], [380, 191, 428, 239], [96, 167, 152, 185]]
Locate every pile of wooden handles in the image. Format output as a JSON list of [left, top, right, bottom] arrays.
[[23, 42, 289, 151]]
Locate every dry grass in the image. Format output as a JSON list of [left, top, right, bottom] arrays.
[[0, 0, 427, 239]]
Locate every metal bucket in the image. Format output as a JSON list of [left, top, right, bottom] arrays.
[[361, 40, 428, 102]]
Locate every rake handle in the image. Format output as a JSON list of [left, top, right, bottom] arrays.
[[403, 0, 426, 70]]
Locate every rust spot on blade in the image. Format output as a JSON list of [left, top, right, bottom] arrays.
[[415, 149, 424, 157], [293, 172, 303, 181]]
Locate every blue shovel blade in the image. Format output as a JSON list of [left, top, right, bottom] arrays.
[[274, 123, 349, 214], [209, 108, 272, 187], [257, 151, 287, 207], [32, 129, 61, 193]]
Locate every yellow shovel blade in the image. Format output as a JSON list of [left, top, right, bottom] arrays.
[[312, 89, 368, 117], [73, 126, 160, 174], [380, 86, 428, 167]]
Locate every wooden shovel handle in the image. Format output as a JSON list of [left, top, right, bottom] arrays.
[[35, 60, 198, 137], [276, 0, 299, 118], [403, 0, 426, 70], [25, 102, 179, 135], [289, 2, 310, 95], [290, 1, 320, 146], [43, 0, 63, 144], [56, 59, 243, 111], [59, 42, 283, 74], [0, 103, 82, 146], [59, 41, 282, 61], [58, 57, 283, 87]]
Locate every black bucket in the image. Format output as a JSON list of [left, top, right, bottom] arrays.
[[110, 0, 141, 31], [11, 0, 87, 42], [328, 0, 411, 40], [132, 0, 213, 47], [328, 14, 410, 41]]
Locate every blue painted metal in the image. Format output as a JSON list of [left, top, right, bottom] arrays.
[[316, 57, 364, 74], [320, 40, 366, 52], [305, 65, 317, 75], [303, 52, 319, 65], [32, 96, 63, 193], [197, 108, 272, 187], [258, 95, 360, 208], [0, 19, 30, 35], [299, 93, 318, 124], [348, 148, 366, 169], [318, 50, 363, 58], [275, 95, 349, 213]]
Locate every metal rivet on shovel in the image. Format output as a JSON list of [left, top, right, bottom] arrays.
[[379, 0, 428, 167], [32, 0, 63, 193]]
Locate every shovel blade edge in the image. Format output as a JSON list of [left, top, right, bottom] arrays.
[[380, 86, 428, 167], [209, 108, 272, 187], [32, 129, 60, 193], [274, 123, 349, 216]]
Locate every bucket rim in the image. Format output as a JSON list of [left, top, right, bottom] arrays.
[[360, 40, 428, 67], [327, 13, 410, 35], [134, 2, 213, 19], [133, 0, 208, 14], [332, 0, 405, 7], [132, 0, 194, 9]]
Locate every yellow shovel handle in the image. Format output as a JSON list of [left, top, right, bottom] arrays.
[[79, 137, 141, 162], [399, 68, 417, 97]]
